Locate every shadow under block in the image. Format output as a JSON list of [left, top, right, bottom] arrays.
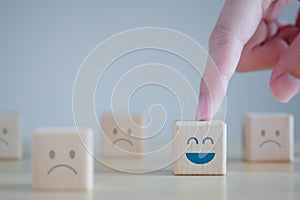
[[0, 113, 22, 159], [33, 128, 94, 191], [243, 113, 294, 162], [172, 121, 226, 175], [100, 113, 144, 158]]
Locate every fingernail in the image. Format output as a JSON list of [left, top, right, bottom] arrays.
[[271, 73, 300, 102], [268, 22, 278, 38], [197, 95, 207, 121]]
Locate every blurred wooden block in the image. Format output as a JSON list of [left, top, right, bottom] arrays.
[[100, 113, 144, 158], [172, 120, 226, 175], [33, 128, 94, 191], [243, 113, 294, 162], [0, 113, 22, 160]]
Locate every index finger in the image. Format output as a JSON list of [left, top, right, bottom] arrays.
[[197, 0, 271, 120]]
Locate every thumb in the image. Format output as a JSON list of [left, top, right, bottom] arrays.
[[270, 32, 300, 102]]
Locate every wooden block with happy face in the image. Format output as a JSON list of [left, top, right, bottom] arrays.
[[172, 120, 226, 175], [243, 113, 294, 162]]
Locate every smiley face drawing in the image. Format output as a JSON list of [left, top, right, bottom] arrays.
[[46, 149, 78, 175], [173, 121, 226, 175], [100, 114, 144, 157], [259, 129, 281, 149], [111, 127, 134, 147], [186, 136, 215, 164]]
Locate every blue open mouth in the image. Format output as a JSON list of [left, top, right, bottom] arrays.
[[186, 153, 215, 164]]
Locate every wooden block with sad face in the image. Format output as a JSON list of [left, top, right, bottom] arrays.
[[0, 113, 22, 160], [33, 128, 94, 191], [243, 113, 294, 162], [100, 114, 144, 158], [172, 121, 226, 175]]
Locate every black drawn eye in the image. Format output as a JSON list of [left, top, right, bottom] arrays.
[[49, 150, 55, 159], [275, 130, 280, 136], [69, 150, 75, 159], [2, 128, 7, 134], [202, 136, 214, 145], [261, 130, 266, 136], [187, 137, 199, 145], [113, 128, 118, 135]]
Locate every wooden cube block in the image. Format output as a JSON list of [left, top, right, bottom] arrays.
[[172, 120, 226, 175], [243, 113, 294, 162], [33, 128, 94, 191], [100, 113, 144, 158], [0, 113, 22, 159]]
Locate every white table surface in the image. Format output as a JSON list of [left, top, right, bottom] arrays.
[[0, 149, 300, 200]]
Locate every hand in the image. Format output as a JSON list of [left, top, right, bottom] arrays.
[[197, 0, 300, 121]]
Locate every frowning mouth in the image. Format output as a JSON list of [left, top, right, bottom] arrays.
[[0, 138, 8, 146], [259, 140, 281, 148], [113, 138, 133, 146], [47, 164, 78, 175]]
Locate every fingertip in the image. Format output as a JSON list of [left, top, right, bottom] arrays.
[[197, 95, 212, 121], [196, 96, 207, 121], [267, 21, 278, 38], [270, 72, 300, 102]]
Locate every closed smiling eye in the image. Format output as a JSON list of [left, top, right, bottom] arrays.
[[202, 136, 214, 145], [187, 136, 199, 145]]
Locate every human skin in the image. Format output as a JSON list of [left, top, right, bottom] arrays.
[[197, 0, 300, 121]]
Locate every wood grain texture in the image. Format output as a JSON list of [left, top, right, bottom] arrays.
[[0, 113, 22, 159], [33, 128, 94, 191], [243, 113, 294, 162], [172, 121, 226, 175]]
